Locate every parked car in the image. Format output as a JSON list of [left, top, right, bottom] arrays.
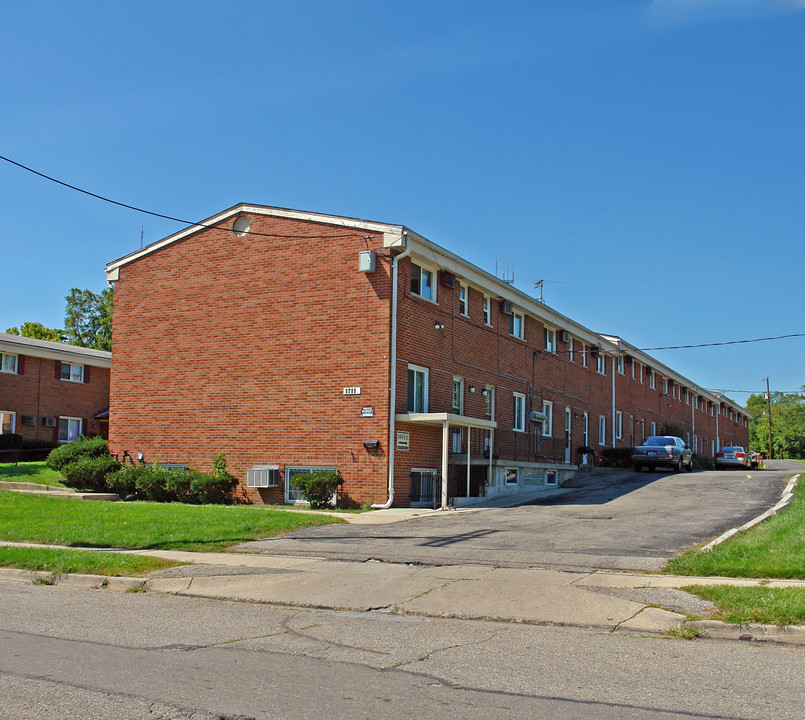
[[632, 436, 693, 473], [715, 446, 750, 470]]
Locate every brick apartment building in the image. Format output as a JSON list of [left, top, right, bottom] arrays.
[[105, 204, 749, 508], [0, 333, 111, 444]]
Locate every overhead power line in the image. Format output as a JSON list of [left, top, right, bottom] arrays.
[[639, 332, 805, 351], [0, 154, 360, 241]]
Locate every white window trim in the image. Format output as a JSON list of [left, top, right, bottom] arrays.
[[504, 467, 519, 485], [648, 370, 655, 389], [58, 416, 83, 443], [596, 354, 606, 375], [482, 295, 492, 325], [513, 392, 526, 432], [616, 411, 623, 439], [484, 385, 495, 420], [407, 364, 429, 413], [542, 400, 553, 437], [452, 376, 464, 415], [568, 338, 575, 363], [0, 411, 16, 434], [458, 282, 469, 317], [1, 353, 18, 374], [616, 355, 624, 374], [545, 327, 556, 354], [410, 261, 437, 303], [581, 343, 588, 368], [285, 465, 338, 504], [598, 416, 606, 446], [61, 362, 85, 383], [509, 310, 524, 340]]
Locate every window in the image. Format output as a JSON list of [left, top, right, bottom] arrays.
[[451, 428, 463, 453], [410, 468, 438, 505], [60, 362, 84, 383], [509, 311, 524, 339], [0, 411, 16, 434], [407, 364, 429, 413], [616, 411, 623, 439], [672, 384, 677, 399], [246, 466, 279, 488], [458, 283, 468, 316], [581, 343, 588, 367], [542, 401, 553, 436], [513, 392, 525, 432], [638, 363, 643, 384], [482, 295, 491, 325], [505, 468, 519, 485], [58, 417, 82, 443], [695, 395, 700, 410], [410, 262, 434, 301], [596, 353, 606, 375], [663, 378, 669, 395], [598, 415, 606, 446], [286, 465, 337, 503], [616, 355, 624, 374], [648, 369, 655, 389], [685, 389, 691, 405], [452, 377, 464, 414], [484, 386, 494, 419], [1, 353, 18, 374], [568, 338, 575, 363], [545, 328, 556, 353]]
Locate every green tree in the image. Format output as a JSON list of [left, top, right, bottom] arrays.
[[63, 287, 113, 351], [747, 388, 805, 459], [5, 321, 63, 342]]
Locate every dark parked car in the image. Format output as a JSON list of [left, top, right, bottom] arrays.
[[715, 446, 750, 470], [632, 436, 693, 473]]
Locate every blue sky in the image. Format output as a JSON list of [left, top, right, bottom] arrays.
[[2, 1, 804, 404]]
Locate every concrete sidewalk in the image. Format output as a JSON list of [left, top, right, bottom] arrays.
[[3, 541, 804, 646]]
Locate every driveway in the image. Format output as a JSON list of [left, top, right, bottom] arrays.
[[238, 460, 799, 572]]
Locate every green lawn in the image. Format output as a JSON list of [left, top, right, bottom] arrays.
[[685, 584, 805, 627], [0, 490, 345, 552], [0, 546, 180, 577], [0, 461, 65, 487]]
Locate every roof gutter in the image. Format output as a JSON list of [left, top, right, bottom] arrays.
[[373, 232, 411, 509]]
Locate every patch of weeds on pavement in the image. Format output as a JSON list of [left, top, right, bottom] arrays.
[[667, 624, 702, 640], [126, 582, 148, 593], [32, 574, 57, 586]]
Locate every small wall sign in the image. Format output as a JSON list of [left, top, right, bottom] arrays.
[[343, 387, 361, 396], [361, 406, 375, 418], [396, 431, 410, 451]]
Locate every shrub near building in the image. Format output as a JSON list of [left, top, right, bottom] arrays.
[[45, 436, 120, 491]]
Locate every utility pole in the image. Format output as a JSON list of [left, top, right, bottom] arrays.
[[765, 377, 773, 460]]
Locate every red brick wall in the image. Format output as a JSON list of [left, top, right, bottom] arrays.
[[0, 356, 110, 441], [109, 213, 393, 504]]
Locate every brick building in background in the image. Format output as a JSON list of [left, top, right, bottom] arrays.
[[105, 204, 749, 508], [0, 333, 111, 443]]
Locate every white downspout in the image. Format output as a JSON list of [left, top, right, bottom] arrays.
[[372, 232, 411, 509], [611, 355, 616, 448]]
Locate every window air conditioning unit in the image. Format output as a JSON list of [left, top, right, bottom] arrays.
[[530, 411, 547, 422], [561, 331, 570, 343], [43, 417, 57, 427], [441, 271, 456, 288], [500, 300, 513, 315]]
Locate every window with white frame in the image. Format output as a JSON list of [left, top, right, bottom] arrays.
[[58, 417, 82, 443], [568, 338, 575, 363], [509, 311, 524, 339], [407, 364, 428, 413], [458, 282, 468, 316], [484, 386, 494, 419], [545, 328, 556, 353], [598, 415, 606, 445], [410, 262, 435, 301], [451, 428, 463, 453], [648, 369, 655, 389], [596, 353, 606, 375], [1, 353, 18, 374], [246, 466, 280, 488], [685, 389, 690, 405], [617, 355, 624, 374], [542, 400, 553, 436], [513, 392, 525, 432], [663, 378, 669, 395], [505, 467, 519, 485], [452, 377, 464, 414], [0, 411, 16, 434], [60, 362, 84, 383], [638, 363, 643, 383], [286, 465, 337, 503], [616, 411, 623, 439], [695, 395, 700, 410], [581, 343, 588, 367], [482, 295, 491, 325]]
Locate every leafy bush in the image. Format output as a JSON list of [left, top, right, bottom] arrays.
[[0, 433, 23, 450], [601, 447, 633, 468], [106, 453, 238, 504], [291, 471, 343, 508], [61, 455, 121, 491], [46, 436, 109, 472], [693, 455, 715, 470]]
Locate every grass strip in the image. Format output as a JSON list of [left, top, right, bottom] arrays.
[[0, 461, 65, 487], [665, 480, 805, 579], [0, 490, 345, 552], [0, 546, 180, 577], [684, 585, 805, 626]]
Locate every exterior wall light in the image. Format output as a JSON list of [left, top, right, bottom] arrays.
[[434, 321, 445, 329], [363, 440, 381, 450]]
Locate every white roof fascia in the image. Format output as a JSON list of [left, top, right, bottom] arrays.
[[0, 333, 112, 368], [106, 203, 405, 280], [405, 236, 617, 353]]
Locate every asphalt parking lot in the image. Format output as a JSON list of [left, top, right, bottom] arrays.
[[238, 460, 798, 572]]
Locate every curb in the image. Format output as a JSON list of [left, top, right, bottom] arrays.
[[0, 567, 145, 591], [688, 619, 805, 646]]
